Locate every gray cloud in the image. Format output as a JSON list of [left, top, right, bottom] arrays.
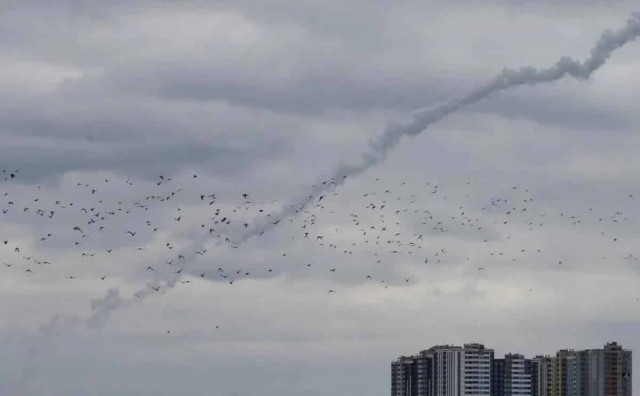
[[1, 2, 640, 396]]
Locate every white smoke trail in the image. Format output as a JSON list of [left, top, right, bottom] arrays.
[[85, 13, 640, 322], [236, 13, 640, 241]]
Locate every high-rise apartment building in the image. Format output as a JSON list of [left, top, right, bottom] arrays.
[[535, 342, 632, 396], [529, 355, 553, 396], [392, 356, 419, 396], [491, 359, 505, 396], [526, 359, 536, 396], [391, 343, 493, 396], [431, 343, 493, 395], [504, 354, 531, 395], [573, 342, 633, 396], [392, 342, 631, 396], [603, 341, 632, 396], [550, 349, 573, 396], [492, 354, 531, 396]]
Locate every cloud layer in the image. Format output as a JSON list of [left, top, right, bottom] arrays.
[[1, 2, 640, 395]]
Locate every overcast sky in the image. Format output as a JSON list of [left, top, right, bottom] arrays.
[[1, 1, 640, 395]]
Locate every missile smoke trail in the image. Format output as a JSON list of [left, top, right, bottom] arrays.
[[85, 14, 640, 323], [236, 13, 640, 241]]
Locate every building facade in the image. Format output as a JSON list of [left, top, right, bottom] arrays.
[[540, 342, 632, 396], [392, 356, 418, 396], [504, 354, 531, 395], [392, 342, 631, 396], [491, 354, 531, 396], [432, 343, 493, 396], [391, 344, 493, 396], [491, 358, 505, 396], [603, 341, 632, 396], [530, 355, 553, 396]]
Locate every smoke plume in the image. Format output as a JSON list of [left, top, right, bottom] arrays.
[[236, 13, 640, 241], [83, 13, 640, 323]]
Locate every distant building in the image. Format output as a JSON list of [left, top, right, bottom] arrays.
[[530, 355, 553, 396], [575, 341, 632, 396], [491, 358, 505, 396], [392, 356, 418, 396], [392, 342, 631, 396], [432, 343, 493, 395], [391, 343, 493, 395], [524, 359, 536, 396], [492, 354, 530, 396], [504, 354, 531, 395], [391, 351, 435, 396], [540, 342, 632, 396], [551, 349, 573, 396], [603, 341, 632, 396]]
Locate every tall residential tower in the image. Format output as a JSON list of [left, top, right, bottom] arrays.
[[392, 343, 493, 396], [392, 342, 631, 396]]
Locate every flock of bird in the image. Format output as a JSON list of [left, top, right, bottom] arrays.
[[2, 168, 639, 315]]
